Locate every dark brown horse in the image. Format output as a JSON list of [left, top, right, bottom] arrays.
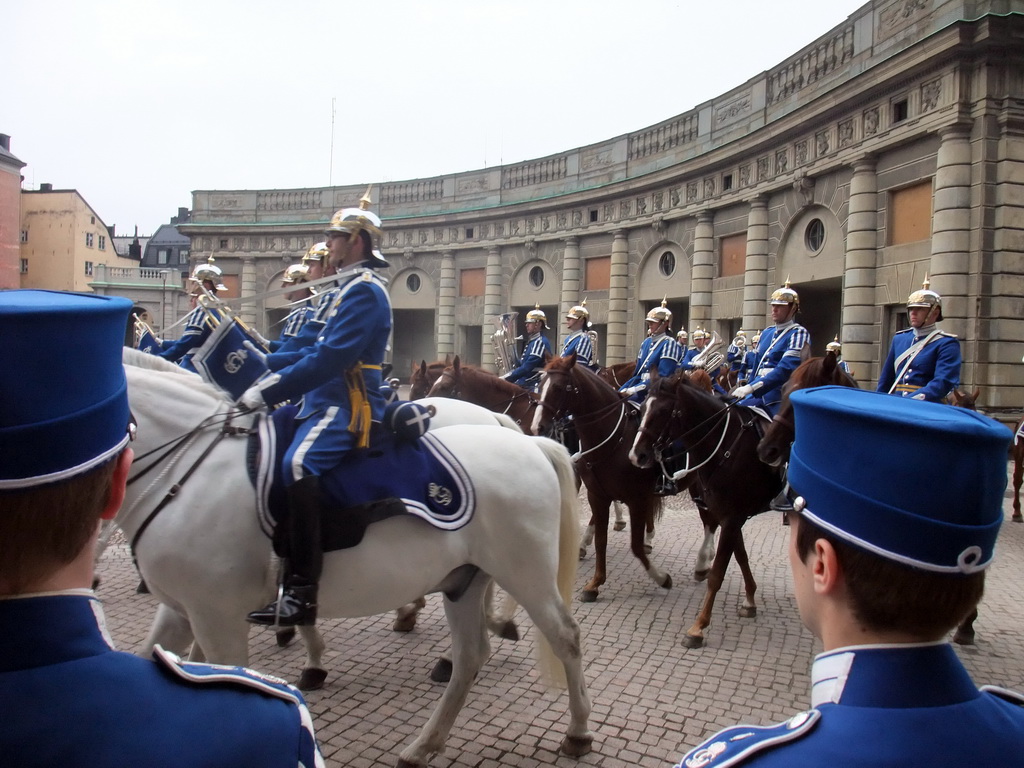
[[409, 356, 451, 400], [427, 356, 540, 434], [597, 361, 636, 389], [629, 369, 782, 648], [533, 353, 674, 602]]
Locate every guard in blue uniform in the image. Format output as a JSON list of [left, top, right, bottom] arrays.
[[726, 331, 748, 378], [268, 241, 329, 352], [241, 191, 395, 627], [503, 306, 552, 391], [619, 299, 684, 400], [877, 277, 961, 402], [158, 256, 228, 372], [676, 328, 689, 359], [677, 387, 1024, 767], [731, 280, 810, 418], [825, 335, 853, 377], [561, 299, 599, 371], [739, 331, 760, 384], [680, 327, 707, 370], [0, 290, 324, 768]]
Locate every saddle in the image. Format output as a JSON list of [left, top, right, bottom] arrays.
[[247, 402, 474, 555]]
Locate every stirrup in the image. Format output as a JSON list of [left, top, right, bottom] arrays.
[[654, 475, 678, 497], [247, 583, 318, 627], [770, 488, 794, 512]]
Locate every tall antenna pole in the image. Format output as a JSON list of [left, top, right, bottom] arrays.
[[329, 97, 336, 186]]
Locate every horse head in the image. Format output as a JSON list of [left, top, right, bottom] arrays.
[[427, 356, 463, 399], [950, 387, 981, 410], [533, 353, 578, 435]]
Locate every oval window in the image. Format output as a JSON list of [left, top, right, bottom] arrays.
[[529, 265, 545, 287], [406, 273, 421, 293], [805, 219, 825, 253], [659, 251, 676, 277]]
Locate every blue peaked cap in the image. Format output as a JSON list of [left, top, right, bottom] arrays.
[[0, 290, 133, 489], [788, 386, 1012, 574]]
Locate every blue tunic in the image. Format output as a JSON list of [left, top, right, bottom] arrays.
[[506, 332, 552, 391], [620, 333, 684, 398], [268, 302, 314, 353], [877, 327, 961, 402], [676, 643, 1024, 767], [738, 322, 810, 416], [0, 593, 323, 768], [258, 267, 392, 481], [560, 330, 599, 370], [268, 286, 340, 364], [158, 305, 224, 372]]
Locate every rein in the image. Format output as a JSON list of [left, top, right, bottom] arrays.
[[539, 370, 631, 463]]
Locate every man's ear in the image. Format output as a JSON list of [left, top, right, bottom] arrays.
[[812, 537, 843, 596], [100, 449, 134, 521]]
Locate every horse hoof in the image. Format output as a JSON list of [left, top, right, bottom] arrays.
[[561, 734, 594, 758], [681, 634, 705, 649], [578, 548, 588, 560], [397, 758, 425, 768], [643, 544, 653, 555], [136, 579, 150, 594], [393, 616, 417, 632], [953, 629, 976, 646], [613, 521, 626, 532], [739, 606, 757, 618], [1013, 513, 1023, 523], [693, 569, 709, 583], [781, 512, 790, 526], [497, 621, 520, 642], [580, 590, 598, 603], [92, 575, 102, 590], [430, 658, 453, 683], [297, 667, 327, 691], [275, 628, 296, 647]]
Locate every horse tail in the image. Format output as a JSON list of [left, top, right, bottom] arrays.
[[530, 436, 581, 688], [492, 411, 525, 433]]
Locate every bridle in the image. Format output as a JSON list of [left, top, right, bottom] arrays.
[[537, 368, 631, 461]]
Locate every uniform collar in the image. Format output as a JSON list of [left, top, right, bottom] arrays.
[[914, 323, 937, 339], [774, 318, 796, 331], [649, 332, 668, 341], [811, 642, 979, 708], [0, 592, 115, 673]]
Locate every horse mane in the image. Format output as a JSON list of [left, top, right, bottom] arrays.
[[786, 352, 857, 393], [460, 363, 533, 398]]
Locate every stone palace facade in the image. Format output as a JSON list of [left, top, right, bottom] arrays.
[[178, 0, 1024, 416]]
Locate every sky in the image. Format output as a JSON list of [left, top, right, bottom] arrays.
[[4, 0, 868, 236]]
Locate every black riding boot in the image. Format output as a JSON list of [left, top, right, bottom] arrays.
[[654, 473, 678, 496], [247, 476, 324, 627]]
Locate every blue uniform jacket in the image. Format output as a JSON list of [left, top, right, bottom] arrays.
[[158, 305, 224, 370], [560, 330, 599, 370], [260, 267, 391, 426], [620, 333, 684, 395], [877, 327, 961, 402], [268, 302, 314, 353], [267, 286, 340, 365], [681, 344, 723, 380], [0, 593, 323, 768], [738, 322, 809, 416], [676, 643, 1024, 768], [506, 332, 552, 390]]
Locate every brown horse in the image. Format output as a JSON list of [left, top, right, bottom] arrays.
[[428, 356, 540, 434], [532, 353, 673, 602], [597, 361, 636, 389], [629, 369, 782, 648], [409, 356, 451, 400], [1013, 419, 1024, 525]]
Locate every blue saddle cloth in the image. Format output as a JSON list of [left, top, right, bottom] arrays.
[[251, 404, 474, 553]]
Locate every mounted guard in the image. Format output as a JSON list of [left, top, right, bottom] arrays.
[[157, 256, 229, 372], [826, 335, 853, 377], [561, 299, 600, 371], [502, 305, 552, 392], [268, 241, 329, 352], [619, 298, 684, 402]]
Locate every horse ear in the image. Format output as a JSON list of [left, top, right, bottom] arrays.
[[445, 353, 452, 366], [418, 360, 427, 375], [823, 350, 837, 374], [972, 387, 980, 401], [567, 350, 577, 368], [453, 355, 461, 372]]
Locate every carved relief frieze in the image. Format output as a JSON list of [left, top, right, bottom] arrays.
[[456, 175, 489, 195], [249, 237, 262, 251], [405, 232, 414, 246], [757, 156, 770, 181], [526, 218, 536, 235], [714, 92, 752, 126], [921, 79, 942, 111], [232, 237, 244, 250], [419, 231, 428, 245], [653, 192, 664, 211], [581, 148, 615, 171], [775, 150, 789, 174], [839, 119, 855, 148], [213, 196, 241, 209], [449, 228, 460, 242], [572, 210, 582, 227], [739, 165, 751, 187], [602, 204, 614, 222], [670, 187, 681, 206], [389, 232, 400, 247], [704, 178, 716, 198], [619, 200, 631, 219], [636, 197, 647, 216], [541, 216, 550, 232], [795, 140, 809, 165], [510, 220, 520, 235], [686, 182, 699, 203], [864, 107, 880, 136], [815, 130, 831, 157], [434, 229, 445, 244], [479, 224, 490, 239], [878, 0, 931, 42]]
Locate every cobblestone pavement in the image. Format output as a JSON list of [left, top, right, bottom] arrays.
[[96, 470, 1024, 767]]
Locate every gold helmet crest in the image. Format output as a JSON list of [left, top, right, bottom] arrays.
[[645, 297, 672, 324], [325, 187, 388, 269], [826, 335, 842, 354], [676, 328, 688, 342], [190, 255, 227, 292], [282, 263, 310, 285], [304, 241, 329, 263], [566, 298, 590, 322], [691, 328, 709, 341], [907, 276, 943, 320], [771, 276, 799, 306], [526, 304, 547, 326]]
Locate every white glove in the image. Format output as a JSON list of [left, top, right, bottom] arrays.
[[243, 340, 268, 365], [731, 384, 754, 399], [621, 385, 643, 396], [238, 385, 268, 411], [690, 360, 705, 370], [911, 393, 926, 400]]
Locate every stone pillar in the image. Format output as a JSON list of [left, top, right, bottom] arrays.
[[239, 255, 257, 327], [560, 236, 581, 350], [742, 197, 769, 333], [483, 246, 502, 372], [844, 156, 878, 382], [930, 125, 972, 341], [607, 230, 629, 364], [690, 212, 715, 330], [438, 251, 456, 357]]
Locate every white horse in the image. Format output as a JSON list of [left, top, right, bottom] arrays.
[[118, 349, 592, 766]]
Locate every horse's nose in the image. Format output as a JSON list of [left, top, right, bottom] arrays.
[[758, 444, 781, 468], [629, 445, 648, 468]]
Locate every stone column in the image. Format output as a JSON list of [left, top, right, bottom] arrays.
[[437, 251, 456, 357], [560, 236, 581, 349], [483, 246, 502, 372], [930, 125, 972, 341], [607, 230, 629, 363], [690, 212, 715, 331], [844, 156, 878, 381], [742, 197, 769, 333], [239, 255, 257, 327]]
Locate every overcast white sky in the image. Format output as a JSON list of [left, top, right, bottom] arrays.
[[4, 0, 867, 236]]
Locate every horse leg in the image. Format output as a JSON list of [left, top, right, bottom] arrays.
[[484, 582, 520, 642], [394, 596, 427, 632], [693, 501, 717, 582], [1013, 446, 1023, 523], [613, 501, 627, 532], [140, 602, 196, 658], [683, 523, 738, 649], [293, 625, 328, 691], [731, 529, 758, 618], [579, 514, 596, 560], [953, 607, 979, 646], [643, 519, 654, 554], [397, 572, 493, 768], [629, 502, 671, 591], [580, 495, 610, 602]]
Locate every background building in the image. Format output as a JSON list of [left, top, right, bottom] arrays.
[[180, 0, 1024, 418], [0, 134, 26, 289]]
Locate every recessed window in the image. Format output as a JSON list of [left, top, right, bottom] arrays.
[[90, 216, 95, 225], [99, 236, 106, 250], [805, 219, 825, 252], [20, 258, 28, 274], [465, 227, 474, 239], [84, 261, 94, 276], [219, 239, 228, 248], [723, 174, 733, 191], [158, 249, 169, 265], [406, 273, 421, 293], [589, 209, 599, 223], [893, 99, 908, 123], [85, 233, 94, 247], [20, 230, 27, 243], [659, 251, 676, 277], [180, 249, 190, 264], [529, 266, 545, 287]]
